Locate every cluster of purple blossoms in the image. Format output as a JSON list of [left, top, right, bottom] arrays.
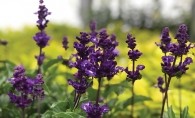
[[155, 24, 194, 92], [69, 21, 122, 94], [68, 21, 123, 117], [8, 65, 44, 110], [125, 34, 145, 83], [81, 102, 109, 118]]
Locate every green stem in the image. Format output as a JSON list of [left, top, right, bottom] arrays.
[[160, 56, 177, 118], [96, 78, 101, 105], [179, 56, 183, 118], [130, 82, 135, 118]]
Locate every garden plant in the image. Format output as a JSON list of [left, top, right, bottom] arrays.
[[0, 0, 195, 118]]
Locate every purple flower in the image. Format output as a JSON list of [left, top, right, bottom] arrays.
[[68, 78, 92, 94], [126, 34, 136, 50], [81, 60, 96, 76], [137, 65, 145, 70], [154, 77, 166, 93], [183, 57, 193, 65], [155, 27, 172, 53], [8, 92, 33, 109], [0, 39, 8, 45], [35, 52, 45, 66], [62, 36, 69, 50], [81, 101, 109, 118], [8, 65, 45, 109], [175, 24, 189, 44], [162, 56, 174, 63], [33, 31, 51, 48], [125, 65, 144, 82], [13, 65, 25, 78], [128, 50, 142, 61]]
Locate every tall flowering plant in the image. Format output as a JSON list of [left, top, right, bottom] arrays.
[[155, 24, 194, 118], [32, 0, 51, 117], [7, 65, 44, 118], [68, 21, 122, 118], [124, 34, 145, 118]]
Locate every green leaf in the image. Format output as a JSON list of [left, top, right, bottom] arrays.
[[182, 106, 189, 118], [168, 106, 175, 118], [43, 58, 62, 71], [41, 110, 54, 118], [53, 112, 85, 118], [5, 61, 15, 77], [122, 95, 152, 108], [51, 101, 70, 113]]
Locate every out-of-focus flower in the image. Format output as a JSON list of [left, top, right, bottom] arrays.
[[0, 39, 8, 45], [81, 101, 109, 118], [35, 52, 45, 66], [62, 36, 69, 50]]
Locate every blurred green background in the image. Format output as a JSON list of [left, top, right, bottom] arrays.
[[0, 0, 195, 117]]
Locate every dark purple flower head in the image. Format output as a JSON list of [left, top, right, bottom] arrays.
[[68, 78, 92, 94], [81, 60, 96, 76], [13, 65, 25, 78], [125, 66, 144, 82], [126, 34, 136, 50], [160, 27, 171, 45], [62, 36, 69, 50], [81, 101, 109, 118], [175, 24, 189, 44], [8, 92, 32, 109], [76, 32, 90, 45], [0, 39, 8, 45], [128, 50, 142, 61], [33, 31, 51, 48], [35, 52, 45, 66], [162, 56, 174, 63], [155, 27, 172, 53], [35, 0, 51, 31]]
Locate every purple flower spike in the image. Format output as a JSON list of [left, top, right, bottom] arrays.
[[81, 101, 109, 118], [62, 36, 69, 50], [175, 24, 189, 44], [90, 21, 96, 32], [35, 0, 51, 31], [160, 27, 171, 45]]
